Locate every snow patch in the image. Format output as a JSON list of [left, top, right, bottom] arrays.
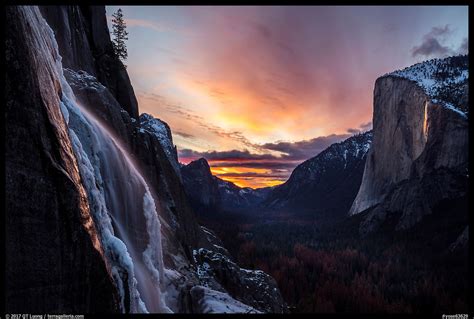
[[139, 113, 181, 177], [190, 286, 261, 314], [388, 56, 468, 116]]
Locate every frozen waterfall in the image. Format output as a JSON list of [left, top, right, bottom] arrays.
[[22, 6, 171, 313]]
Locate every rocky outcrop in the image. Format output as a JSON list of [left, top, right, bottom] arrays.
[[349, 78, 431, 215], [192, 226, 288, 315], [139, 113, 181, 177], [5, 6, 119, 313], [64, 68, 136, 145], [181, 158, 221, 213], [189, 286, 260, 313], [262, 131, 372, 218], [180, 158, 271, 216], [192, 248, 287, 313], [39, 6, 139, 119], [350, 56, 468, 233], [133, 118, 207, 267]]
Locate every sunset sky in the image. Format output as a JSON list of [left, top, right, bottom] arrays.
[[106, 6, 468, 188]]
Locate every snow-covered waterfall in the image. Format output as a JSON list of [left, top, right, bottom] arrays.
[[23, 6, 171, 313]]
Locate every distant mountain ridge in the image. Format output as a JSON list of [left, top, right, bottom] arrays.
[[180, 158, 271, 216], [261, 131, 372, 218], [181, 131, 372, 221]]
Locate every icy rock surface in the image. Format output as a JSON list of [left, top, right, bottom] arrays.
[[36, 9, 173, 312], [192, 248, 288, 313], [5, 6, 119, 312], [190, 286, 261, 313]]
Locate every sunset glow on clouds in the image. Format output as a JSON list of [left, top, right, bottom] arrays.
[[107, 6, 468, 188]]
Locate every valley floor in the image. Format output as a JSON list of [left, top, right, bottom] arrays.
[[198, 196, 469, 313]]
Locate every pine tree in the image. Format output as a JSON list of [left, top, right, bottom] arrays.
[[111, 8, 128, 66]]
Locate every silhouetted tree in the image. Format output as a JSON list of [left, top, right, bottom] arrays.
[[111, 8, 128, 65]]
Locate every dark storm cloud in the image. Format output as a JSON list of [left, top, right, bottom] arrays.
[[210, 161, 298, 170], [411, 25, 455, 58], [178, 149, 275, 161], [217, 171, 289, 179], [261, 134, 350, 161], [178, 148, 297, 180], [412, 38, 452, 57], [179, 132, 349, 165]]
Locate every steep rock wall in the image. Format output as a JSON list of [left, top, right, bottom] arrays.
[[5, 6, 119, 313], [349, 75, 468, 232], [350, 77, 429, 214]]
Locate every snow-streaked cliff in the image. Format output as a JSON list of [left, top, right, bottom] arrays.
[[388, 55, 468, 116], [262, 131, 372, 217], [139, 113, 181, 178]]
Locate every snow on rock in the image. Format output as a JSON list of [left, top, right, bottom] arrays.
[[387, 55, 468, 116], [64, 68, 107, 92], [449, 226, 469, 252], [190, 286, 261, 314], [139, 113, 181, 177], [262, 130, 372, 213], [294, 130, 373, 181], [192, 248, 288, 313], [200, 226, 230, 256]]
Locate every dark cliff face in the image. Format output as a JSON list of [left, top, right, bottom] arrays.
[[133, 122, 207, 265], [5, 6, 119, 313], [180, 158, 271, 216], [42, 4, 206, 258], [262, 131, 372, 219], [350, 57, 468, 234], [181, 158, 221, 214], [39, 5, 139, 119], [139, 113, 181, 177]]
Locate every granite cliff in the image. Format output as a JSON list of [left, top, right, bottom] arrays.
[[349, 56, 468, 234]]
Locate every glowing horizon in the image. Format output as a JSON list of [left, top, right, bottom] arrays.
[[106, 6, 468, 188]]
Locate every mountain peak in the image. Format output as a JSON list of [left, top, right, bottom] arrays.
[[385, 55, 468, 115], [261, 130, 372, 215], [187, 157, 211, 171]]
